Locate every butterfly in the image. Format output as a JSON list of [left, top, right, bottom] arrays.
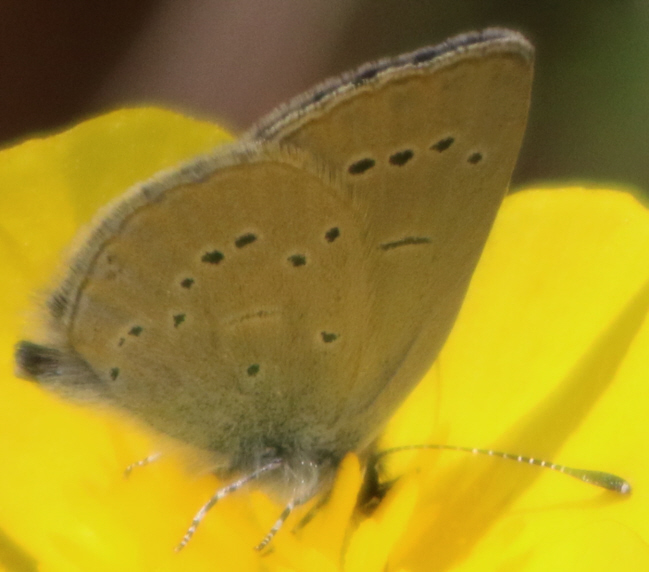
[[17, 29, 537, 549]]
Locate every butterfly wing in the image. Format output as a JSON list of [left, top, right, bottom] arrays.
[[17, 29, 533, 468], [247, 29, 534, 440], [18, 146, 383, 461]]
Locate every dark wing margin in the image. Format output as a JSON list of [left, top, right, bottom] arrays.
[[246, 28, 533, 142]]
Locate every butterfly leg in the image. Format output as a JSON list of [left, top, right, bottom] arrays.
[[255, 499, 296, 551], [175, 458, 283, 552], [124, 452, 162, 478]]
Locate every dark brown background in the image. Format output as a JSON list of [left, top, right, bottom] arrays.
[[2, 0, 648, 193]]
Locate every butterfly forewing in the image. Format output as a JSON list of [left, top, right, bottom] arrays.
[[249, 30, 534, 439]]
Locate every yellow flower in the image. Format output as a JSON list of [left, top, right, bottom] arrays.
[[1, 109, 648, 571]]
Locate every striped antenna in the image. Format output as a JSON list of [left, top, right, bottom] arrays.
[[175, 458, 283, 552], [376, 445, 631, 494]]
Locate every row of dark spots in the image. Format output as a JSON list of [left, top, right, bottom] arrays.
[[193, 227, 341, 274], [347, 136, 483, 175], [117, 325, 143, 349], [111, 316, 185, 377], [116, 310, 182, 343], [112, 362, 260, 382], [112, 361, 260, 382], [108, 228, 343, 382], [244, 331, 338, 380], [240, 332, 340, 381], [200, 232, 258, 267], [286, 225, 339, 266], [112, 327, 339, 381]]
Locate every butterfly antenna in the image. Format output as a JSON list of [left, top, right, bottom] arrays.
[[175, 458, 283, 552], [377, 444, 631, 494]]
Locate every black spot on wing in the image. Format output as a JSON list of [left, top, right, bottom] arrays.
[[288, 254, 307, 267], [325, 227, 340, 243], [235, 233, 257, 248], [321, 332, 339, 343], [431, 137, 454, 152], [202, 250, 224, 264], [348, 158, 375, 175], [389, 149, 414, 166], [380, 237, 432, 251]]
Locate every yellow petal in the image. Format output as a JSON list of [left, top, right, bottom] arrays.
[[3, 105, 649, 572], [0, 108, 237, 572], [385, 187, 649, 569]]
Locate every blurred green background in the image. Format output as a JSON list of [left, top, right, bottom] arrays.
[[1, 0, 648, 193]]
